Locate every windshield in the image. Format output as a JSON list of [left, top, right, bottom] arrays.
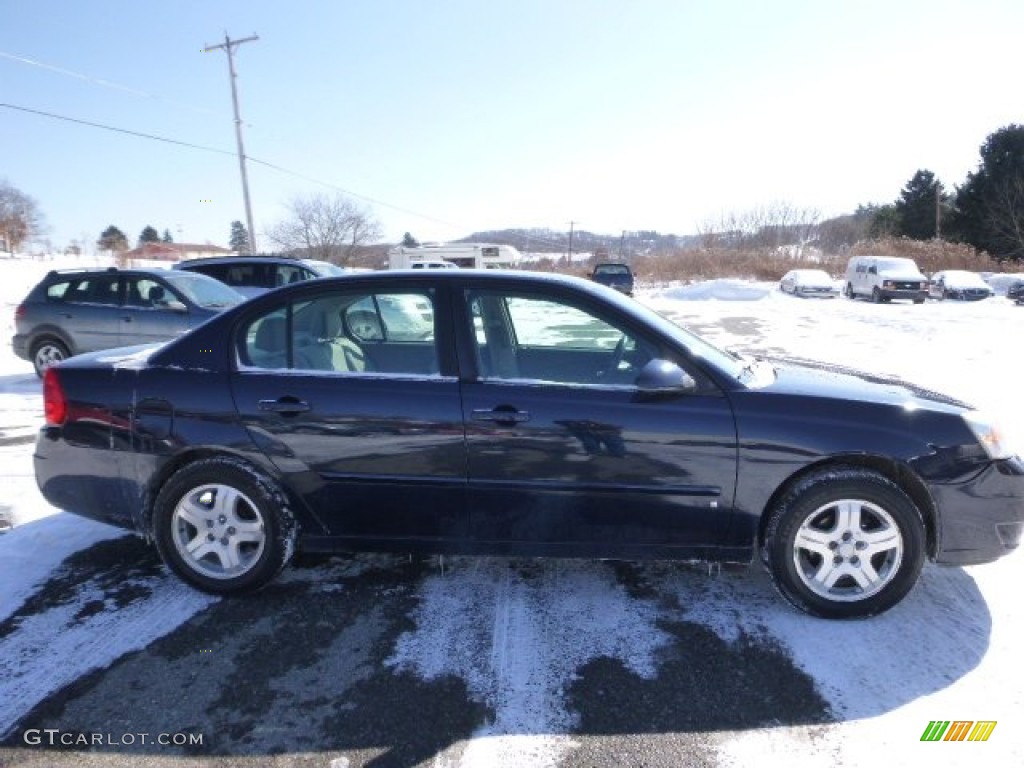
[[619, 296, 747, 380], [876, 258, 919, 272], [162, 271, 246, 308], [303, 260, 348, 276], [797, 270, 832, 282]]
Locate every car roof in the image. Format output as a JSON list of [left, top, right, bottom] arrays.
[[175, 255, 308, 267], [43, 266, 177, 279]]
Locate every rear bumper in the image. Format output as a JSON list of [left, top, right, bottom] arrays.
[[11, 334, 28, 360], [931, 457, 1024, 565], [34, 426, 142, 531]]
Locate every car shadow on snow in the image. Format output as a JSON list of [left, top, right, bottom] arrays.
[[0, 537, 993, 768]]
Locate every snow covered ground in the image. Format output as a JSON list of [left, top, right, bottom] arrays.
[[1, 256, 1022, 766]]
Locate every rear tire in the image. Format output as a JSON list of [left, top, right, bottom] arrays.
[[153, 457, 297, 595], [31, 338, 70, 377], [763, 467, 925, 619]]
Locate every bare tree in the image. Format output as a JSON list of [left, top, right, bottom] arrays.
[[698, 202, 820, 255], [266, 193, 382, 264], [983, 174, 1024, 260], [0, 180, 45, 254]]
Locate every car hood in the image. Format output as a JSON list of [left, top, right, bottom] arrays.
[[760, 356, 971, 412], [877, 269, 927, 280]]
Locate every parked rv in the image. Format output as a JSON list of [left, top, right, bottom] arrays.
[[388, 243, 520, 270]]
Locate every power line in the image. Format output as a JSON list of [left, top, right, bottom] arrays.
[[0, 49, 222, 117], [0, 101, 570, 249], [1, 103, 237, 157]]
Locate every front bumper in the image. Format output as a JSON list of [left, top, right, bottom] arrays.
[[930, 457, 1024, 566], [880, 288, 928, 301]]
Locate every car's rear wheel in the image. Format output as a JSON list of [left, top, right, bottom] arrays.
[[763, 467, 925, 619], [844, 283, 854, 299], [31, 338, 69, 377], [153, 458, 297, 594]]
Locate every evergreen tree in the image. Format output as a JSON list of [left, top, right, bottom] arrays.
[[895, 170, 946, 240], [950, 124, 1024, 260], [229, 220, 250, 252], [97, 225, 129, 254], [138, 225, 160, 244], [401, 231, 420, 248], [161, 229, 174, 243]]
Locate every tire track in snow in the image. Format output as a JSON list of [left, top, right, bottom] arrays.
[[0, 536, 216, 740], [388, 558, 672, 767]]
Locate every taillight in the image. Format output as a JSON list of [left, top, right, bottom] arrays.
[[14, 304, 26, 322], [43, 368, 68, 425]]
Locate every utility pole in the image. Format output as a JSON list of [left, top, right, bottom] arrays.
[[204, 32, 259, 253], [935, 182, 942, 240], [567, 221, 575, 265]]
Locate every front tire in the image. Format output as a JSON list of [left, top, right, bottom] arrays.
[[871, 287, 882, 304], [763, 468, 925, 619], [153, 457, 297, 594]]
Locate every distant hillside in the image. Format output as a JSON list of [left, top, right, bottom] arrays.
[[454, 228, 700, 256]]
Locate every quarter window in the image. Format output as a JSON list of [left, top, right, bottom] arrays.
[[53, 276, 121, 306]]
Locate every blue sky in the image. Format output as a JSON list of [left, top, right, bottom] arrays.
[[3, 0, 1023, 252]]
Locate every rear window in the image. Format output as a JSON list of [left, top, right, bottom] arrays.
[[46, 275, 120, 305], [593, 264, 632, 276]]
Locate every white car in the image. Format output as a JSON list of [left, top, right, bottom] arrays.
[[779, 269, 839, 298], [928, 270, 993, 301]]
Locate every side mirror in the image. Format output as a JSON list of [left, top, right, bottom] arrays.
[[164, 300, 188, 313], [635, 359, 697, 395]]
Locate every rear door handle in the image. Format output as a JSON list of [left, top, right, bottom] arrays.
[[258, 398, 311, 415], [471, 408, 530, 425]]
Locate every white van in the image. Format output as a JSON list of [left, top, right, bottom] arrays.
[[844, 256, 928, 303]]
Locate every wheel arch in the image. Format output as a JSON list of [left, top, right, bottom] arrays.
[[140, 447, 301, 540], [756, 454, 938, 558], [29, 326, 75, 355]]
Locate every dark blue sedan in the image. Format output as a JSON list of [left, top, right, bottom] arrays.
[[33, 271, 1024, 618]]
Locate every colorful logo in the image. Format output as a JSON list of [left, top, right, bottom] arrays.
[[921, 721, 997, 742]]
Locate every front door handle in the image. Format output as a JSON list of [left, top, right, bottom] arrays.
[[258, 397, 311, 415], [471, 407, 530, 425]]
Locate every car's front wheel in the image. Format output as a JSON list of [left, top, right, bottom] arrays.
[[763, 467, 925, 619], [31, 338, 69, 377], [153, 457, 297, 594]]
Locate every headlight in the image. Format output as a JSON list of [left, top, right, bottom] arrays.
[[962, 411, 1018, 460]]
